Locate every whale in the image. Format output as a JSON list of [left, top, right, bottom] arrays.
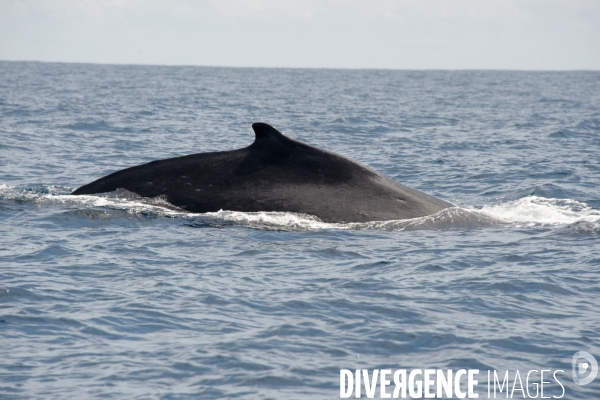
[[72, 123, 453, 223]]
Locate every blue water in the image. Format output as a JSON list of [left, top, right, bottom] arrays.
[[1, 61, 600, 399]]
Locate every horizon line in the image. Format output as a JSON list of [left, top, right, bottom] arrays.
[[2, 59, 599, 73]]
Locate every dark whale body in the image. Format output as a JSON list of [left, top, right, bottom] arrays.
[[72, 123, 452, 223]]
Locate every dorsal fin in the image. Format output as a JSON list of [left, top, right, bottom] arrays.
[[252, 122, 286, 141]]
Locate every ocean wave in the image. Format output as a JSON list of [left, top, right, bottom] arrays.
[[475, 196, 600, 227], [2, 185, 597, 232]]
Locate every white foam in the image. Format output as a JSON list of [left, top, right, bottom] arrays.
[[2, 185, 598, 231], [475, 196, 600, 226], [0, 184, 186, 218], [202, 210, 331, 230]]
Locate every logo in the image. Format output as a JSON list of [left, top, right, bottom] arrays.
[[339, 369, 566, 398], [572, 351, 598, 385]]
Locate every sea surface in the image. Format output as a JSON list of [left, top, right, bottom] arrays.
[[1, 61, 599, 399]]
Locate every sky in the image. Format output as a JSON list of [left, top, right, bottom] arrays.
[[1, 0, 599, 70]]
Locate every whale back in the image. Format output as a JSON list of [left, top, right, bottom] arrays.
[[72, 123, 452, 223]]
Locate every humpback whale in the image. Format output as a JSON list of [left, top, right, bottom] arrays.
[[72, 123, 453, 223]]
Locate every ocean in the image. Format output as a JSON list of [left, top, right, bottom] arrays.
[[1, 61, 599, 399]]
